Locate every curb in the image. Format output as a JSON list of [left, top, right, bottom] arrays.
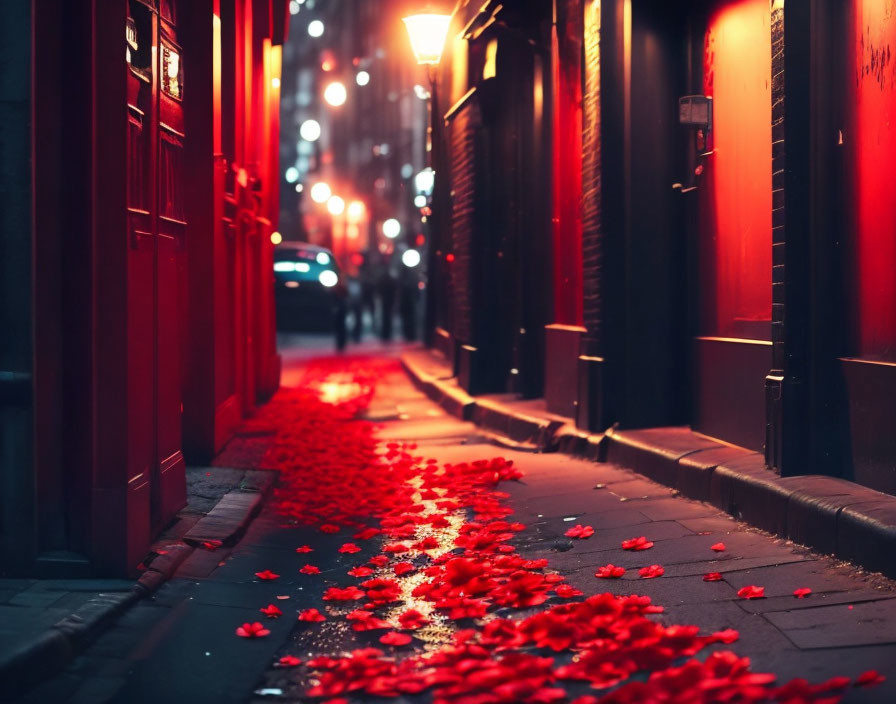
[[0, 472, 276, 702], [401, 349, 896, 580]]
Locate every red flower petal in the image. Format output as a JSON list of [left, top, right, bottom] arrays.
[[235, 621, 270, 638], [299, 564, 320, 574], [379, 631, 413, 646], [202, 539, 223, 551], [737, 585, 766, 599], [638, 564, 665, 579], [621, 536, 654, 551], [339, 542, 361, 553], [295, 545, 313, 553], [323, 586, 365, 601], [398, 609, 429, 630], [319, 524, 340, 533], [564, 525, 595, 539], [595, 564, 626, 579], [855, 670, 885, 687], [393, 562, 416, 576], [277, 655, 302, 667], [793, 587, 812, 598], [711, 542, 726, 551], [298, 608, 326, 622], [347, 566, 374, 577], [703, 572, 723, 581], [255, 569, 280, 581], [260, 604, 283, 618]]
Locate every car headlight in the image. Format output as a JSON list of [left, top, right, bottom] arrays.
[[319, 270, 338, 287]]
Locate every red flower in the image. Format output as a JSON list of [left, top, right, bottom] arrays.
[[595, 564, 626, 579], [639, 564, 665, 579], [382, 542, 410, 553], [412, 536, 439, 551], [277, 655, 302, 667], [260, 604, 282, 618], [393, 562, 415, 576], [346, 609, 391, 631], [323, 586, 365, 601], [709, 628, 740, 643], [255, 569, 280, 581], [298, 608, 326, 622], [319, 523, 340, 533], [855, 670, 885, 687], [703, 572, 723, 581], [621, 536, 654, 551], [361, 577, 402, 603], [564, 525, 594, 539], [300, 564, 320, 574], [368, 555, 390, 567], [353, 527, 381, 540], [737, 585, 765, 599], [793, 587, 812, 598], [236, 621, 270, 638], [348, 566, 374, 577], [711, 542, 726, 552], [379, 631, 413, 646], [295, 545, 314, 553], [398, 609, 429, 630], [554, 584, 583, 598], [339, 542, 361, 554]]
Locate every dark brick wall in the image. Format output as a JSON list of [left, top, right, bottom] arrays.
[[447, 103, 479, 345]]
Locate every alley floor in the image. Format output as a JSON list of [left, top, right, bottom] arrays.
[[16, 336, 896, 703]]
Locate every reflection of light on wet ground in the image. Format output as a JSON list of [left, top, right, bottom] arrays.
[[316, 378, 364, 404], [383, 477, 466, 650]]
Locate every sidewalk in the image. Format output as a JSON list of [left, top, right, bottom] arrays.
[[0, 465, 275, 701], [8, 343, 896, 703]]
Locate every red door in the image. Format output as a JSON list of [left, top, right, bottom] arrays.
[[693, 0, 773, 450], [126, 0, 186, 538]]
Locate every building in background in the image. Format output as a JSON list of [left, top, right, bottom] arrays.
[[278, 0, 429, 286], [0, 0, 287, 576]]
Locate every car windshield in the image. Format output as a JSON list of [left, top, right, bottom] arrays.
[[273, 246, 339, 280]]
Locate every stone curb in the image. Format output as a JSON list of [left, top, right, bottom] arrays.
[[0, 473, 276, 701], [401, 350, 896, 579]]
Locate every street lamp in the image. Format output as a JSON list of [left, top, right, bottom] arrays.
[[402, 13, 452, 66], [402, 10, 451, 347]]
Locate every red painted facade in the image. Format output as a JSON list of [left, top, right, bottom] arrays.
[[700, 0, 772, 341], [846, 0, 896, 359], [19, 0, 286, 576]]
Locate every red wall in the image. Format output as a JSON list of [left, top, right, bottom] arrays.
[[700, 0, 772, 340], [846, 1, 896, 359], [551, 0, 584, 326]]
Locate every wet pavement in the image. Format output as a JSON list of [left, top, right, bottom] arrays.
[[17, 337, 896, 703]]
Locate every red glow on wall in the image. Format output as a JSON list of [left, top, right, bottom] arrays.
[[699, 0, 772, 340], [551, 2, 584, 326], [846, 1, 896, 358]]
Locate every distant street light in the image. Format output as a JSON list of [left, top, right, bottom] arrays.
[[308, 20, 324, 38], [402, 249, 421, 268], [323, 81, 347, 107], [285, 166, 299, 183], [310, 182, 331, 203], [383, 218, 401, 239], [356, 71, 370, 86], [300, 119, 321, 141], [347, 200, 365, 221], [327, 195, 346, 215], [402, 13, 452, 65]]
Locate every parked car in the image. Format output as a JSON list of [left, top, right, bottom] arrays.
[[273, 243, 346, 340]]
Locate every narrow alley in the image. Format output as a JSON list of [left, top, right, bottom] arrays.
[[11, 337, 895, 703]]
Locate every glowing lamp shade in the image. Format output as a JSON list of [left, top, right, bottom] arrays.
[[323, 81, 347, 106], [402, 13, 452, 65]]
